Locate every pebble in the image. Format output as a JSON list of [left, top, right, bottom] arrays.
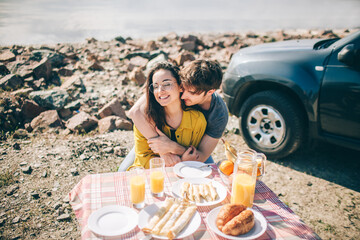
[[42, 170, 48, 178], [30, 191, 40, 199], [21, 165, 32, 174], [12, 216, 20, 224], [6, 185, 19, 196], [53, 202, 62, 210], [57, 213, 71, 221], [103, 147, 113, 153], [70, 168, 79, 176], [19, 161, 27, 166]]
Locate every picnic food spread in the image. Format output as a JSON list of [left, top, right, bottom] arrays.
[[142, 197, 197, 240], [216, 203, 255, 235], [180, 181, 218, 202]]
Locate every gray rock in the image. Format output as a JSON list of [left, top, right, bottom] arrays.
[[0, 63, 10, 76], [124, 51, 150, 60], [30, 191, 40, 199], [60, 75, 86, 99], [57, 213, 71, 221], [29, 89, 69, 110], [146, 54, 168, 73], [0, 74, 24, 91], [0, 50, 16, 62], [12, 216, 20, 224], [103, 147, 113, 153], [21, 165, 32, 174], [32, 57, 52, 81], [70, 168, 79, 176]]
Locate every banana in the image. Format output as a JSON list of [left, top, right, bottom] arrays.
[[221, 138, 237, 163]]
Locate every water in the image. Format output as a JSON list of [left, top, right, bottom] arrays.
[[0, 0, 359, 45]]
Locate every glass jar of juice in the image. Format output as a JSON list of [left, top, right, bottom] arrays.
[[231, 152, 257, 208]]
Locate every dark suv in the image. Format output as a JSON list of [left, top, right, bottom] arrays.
[[222, 31, 360, 159]]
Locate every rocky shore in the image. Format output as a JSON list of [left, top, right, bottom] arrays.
[[1, 29, 359, 239]]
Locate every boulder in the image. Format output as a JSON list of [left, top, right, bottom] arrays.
[[180, 41, 196, 52], [146, 54, 168, 73], [0, 51, 16, 62], [21, 99, 46, 120], [11, 88, 33, 97], [60, 75, 86, 99], [97, 98, 127, 119], [0, 64, 10, 76], [0, 74, 23, 91], [29, 89, 69, 110], [66, 112, 98, 133], [88, 61, 104, 71], [129, 56, 148, 68], [32, 57, 52, 81], [30, 110, 63, 131], [129, 67, 146, 86], [98, 116, 132, 133], [174, 51, 195, 66]]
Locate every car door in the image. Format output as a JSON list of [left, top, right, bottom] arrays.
[[319, 34, 360, 140]]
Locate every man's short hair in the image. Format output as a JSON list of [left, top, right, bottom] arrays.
[[181, 60, 223, 94]]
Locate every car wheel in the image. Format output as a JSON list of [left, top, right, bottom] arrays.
[[239, 90, 305, 159]]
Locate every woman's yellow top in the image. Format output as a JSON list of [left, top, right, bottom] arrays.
[[129, 109, 207, 170]]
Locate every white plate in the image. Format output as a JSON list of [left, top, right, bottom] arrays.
[[138, 202, 201, 239], [206, 206, 267, 240], [88, 205, 138, 237], [173, 161, 212, 178], [172, 178, 228, 206]]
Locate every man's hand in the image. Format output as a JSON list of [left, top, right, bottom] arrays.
[[181, 146, 200, 161], [148, 127, 174, 155], [161, 153, 181, 167]]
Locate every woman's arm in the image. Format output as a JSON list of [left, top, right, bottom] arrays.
[[128, 95, 158, 139]]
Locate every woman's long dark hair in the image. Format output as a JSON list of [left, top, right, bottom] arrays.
[[146, 62, 184, 130]]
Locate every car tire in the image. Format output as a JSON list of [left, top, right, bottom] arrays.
[[239, 90, 305, 159]]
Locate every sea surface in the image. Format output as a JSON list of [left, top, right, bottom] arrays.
[[0, 0, 359, 45]]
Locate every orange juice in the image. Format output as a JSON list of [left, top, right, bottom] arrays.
[[130, 175, 145, 204], [150, 171, 164, 193], [231, 173, 256, 207]]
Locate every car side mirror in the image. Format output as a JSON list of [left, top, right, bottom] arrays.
[[338, 44, 360, 70]]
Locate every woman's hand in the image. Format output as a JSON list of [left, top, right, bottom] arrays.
[[161, 153, 181, 167], [181, 146, 200, 162], [148, 127, 173, 155]]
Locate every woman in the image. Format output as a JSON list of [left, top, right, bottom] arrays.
[[129, 62, 206, 169]]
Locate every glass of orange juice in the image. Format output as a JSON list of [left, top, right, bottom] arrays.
[[129, 167, 146, 208], [150, 158, 165, 197], [231, 152, 257, 208]]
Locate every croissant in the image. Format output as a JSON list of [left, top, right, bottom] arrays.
[[216, 204, 255, 236], [215, 203, 246, 231]]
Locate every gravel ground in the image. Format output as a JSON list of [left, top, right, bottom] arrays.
[[0, 116, 359, 239]]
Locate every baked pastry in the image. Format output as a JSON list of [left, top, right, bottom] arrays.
[[216, 203, 254, 235], [222, 209, 255, 235]]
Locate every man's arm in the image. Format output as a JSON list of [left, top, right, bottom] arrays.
[[193, 134, 220, 162], [128, 95, 158, 139]]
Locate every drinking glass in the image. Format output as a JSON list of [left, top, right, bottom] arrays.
[[231, 152, 257, 208], [150, 157, 165, 197], [129, 167, 146, 208]]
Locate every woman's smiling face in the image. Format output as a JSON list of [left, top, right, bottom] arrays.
[[151, 69, 182, 107]]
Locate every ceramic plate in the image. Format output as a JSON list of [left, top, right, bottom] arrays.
[[173, 161, 212, 178], [172, 178, 228, 206], [138, 202, 201, 239], [206, 206, 267, 240], [88, 205, 138, 237]]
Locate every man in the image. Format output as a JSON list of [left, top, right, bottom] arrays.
[[119, 60, 228, 171]]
